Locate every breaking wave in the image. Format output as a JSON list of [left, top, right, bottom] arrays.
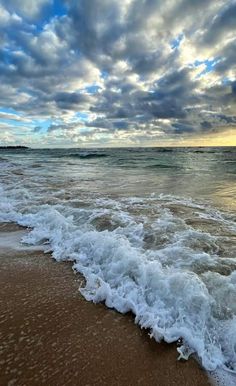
[[1, 183, 236, 376]]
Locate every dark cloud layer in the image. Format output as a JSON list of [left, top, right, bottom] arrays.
[[0, 0, 235, 146]]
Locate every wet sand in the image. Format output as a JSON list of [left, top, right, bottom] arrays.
[[0, 224, 210, 385]]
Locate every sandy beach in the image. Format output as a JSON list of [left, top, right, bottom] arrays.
[[0, 224, 211, 386], [1, 0, 235, 382]]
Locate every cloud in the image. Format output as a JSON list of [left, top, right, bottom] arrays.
[[0, 111, 29, 122], [214, 38, 236, 75], [1, 0, 52, 19], [54, 92, 92, 110], [200, 2, 236, 46], [0, 0, 235, 146]]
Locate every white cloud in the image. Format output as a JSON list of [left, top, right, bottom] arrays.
[[2, 0, 52, 19]]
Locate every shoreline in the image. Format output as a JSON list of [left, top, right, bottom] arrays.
[[0, 224, 211, 385]]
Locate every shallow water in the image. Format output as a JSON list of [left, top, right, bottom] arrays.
[[0, 147, 236, 379]]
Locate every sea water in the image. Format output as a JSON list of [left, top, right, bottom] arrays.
[[1, 147, 236, 383]]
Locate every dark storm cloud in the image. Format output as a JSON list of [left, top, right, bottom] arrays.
[[200, 2, 236, 46], [205, 81, 236, 113], [172, 122, 195, 134], [65, 1, 124, 66], [0, 0, 236, 145], [232, 81, 236, 95], [89, 67, 199, 134], [143, 68, 198, 119], [214, 39, 236, 74], [54, 92, 91, 110], [201, 121, 212, 130], [217, 114, 236, 124]]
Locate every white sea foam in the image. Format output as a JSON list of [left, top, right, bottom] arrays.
[[209, 368, 236, 386], [1, 180, 236, 380]]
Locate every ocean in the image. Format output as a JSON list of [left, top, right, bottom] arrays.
[[1, 147, 236, 382]]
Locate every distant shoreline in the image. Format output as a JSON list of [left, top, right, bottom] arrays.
[[0, 145, 235, 150], [0, 146, 29, 149]]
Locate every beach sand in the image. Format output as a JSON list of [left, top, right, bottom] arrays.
[[0, 224, 211, 386]]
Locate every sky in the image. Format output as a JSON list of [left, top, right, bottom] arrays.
[[0, 0, 236, 148]]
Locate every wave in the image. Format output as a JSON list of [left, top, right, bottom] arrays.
[[144, 163, 182, 169], [154, 148, 175, 153], [54, 151, 109, 159], [68, 152, 108, 159], [192, 148, 236, 154], [1, 184, 236, 376]]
